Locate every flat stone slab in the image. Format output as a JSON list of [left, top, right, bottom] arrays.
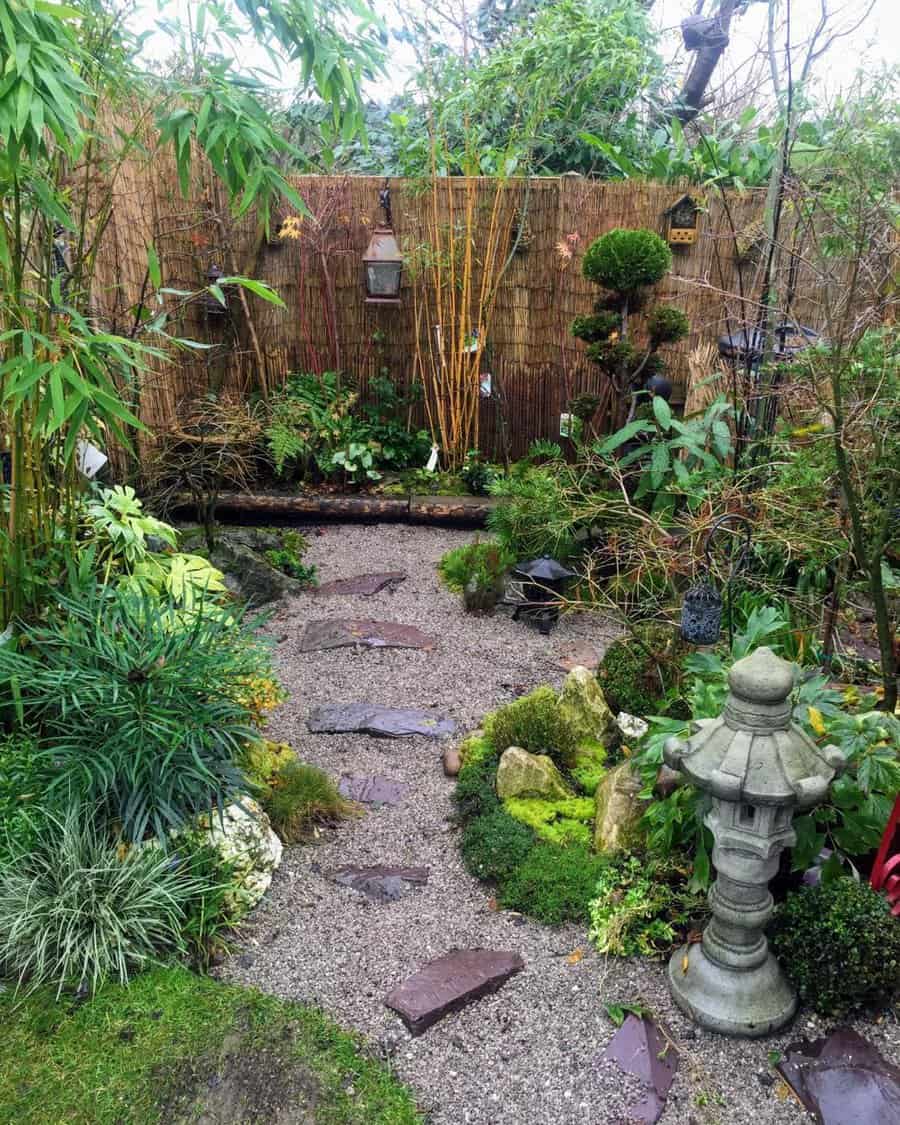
[[338, 774, 410, 805], [386, 949, 524, 1036], [556, 640, 601, 672], [315, 572, 407, 597], [332, 865, 429, 903], [600, 1014, 678, 1125], [308, 704, 457, 739], [300, 618, 435, 652]]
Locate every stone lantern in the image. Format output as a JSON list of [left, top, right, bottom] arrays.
[[663, 646, 845, 1037]]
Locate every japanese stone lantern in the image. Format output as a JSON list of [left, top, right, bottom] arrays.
[[663, 646, 845, 1037]]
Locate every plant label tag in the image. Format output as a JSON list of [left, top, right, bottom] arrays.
[[425, 445, 440, 472], [76, 440, 108, 479]]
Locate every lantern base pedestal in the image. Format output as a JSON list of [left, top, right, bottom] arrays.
[[668, 942, 796, 1038]]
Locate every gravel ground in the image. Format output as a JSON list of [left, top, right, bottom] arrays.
[[221, 522, 900, 1125]]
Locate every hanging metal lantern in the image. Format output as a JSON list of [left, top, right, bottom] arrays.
[[681, 514, 752, 648], [645, 373, 673, 401], [510, 556, 576, 635], [202, 264, 229, 319], [363, 182, 402, 305]]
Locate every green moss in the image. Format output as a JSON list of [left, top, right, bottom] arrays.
[[460, 809, 536, 883], [504, 796, 596, 846], [453, 750, 501, 822], [238, 738, 297, 792], [571, 763, 606, 796], [500, 844, 607, 926], [0, 966, 421, 1124], [458, 733, 494, 768], [483, 686, 579, 770]]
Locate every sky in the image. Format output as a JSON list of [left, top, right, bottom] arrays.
[[135, 0, 899, 104]]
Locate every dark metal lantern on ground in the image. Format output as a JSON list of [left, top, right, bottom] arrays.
[[509, 556, 575, 634], [363, 182, 402, 305], [681, 514, 752, 648]]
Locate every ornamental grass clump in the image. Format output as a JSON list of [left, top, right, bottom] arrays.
[[0, 583, 273, 843], [770, 878, 900, 1016], [0, 808, 206, 996], [262, 760, 354, 844]]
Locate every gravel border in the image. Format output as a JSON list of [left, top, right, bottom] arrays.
[[221, 522, 900, 1124]]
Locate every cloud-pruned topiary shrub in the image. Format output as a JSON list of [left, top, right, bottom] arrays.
[[581, 228, 671, 293], [770, 878, 900, 1017]]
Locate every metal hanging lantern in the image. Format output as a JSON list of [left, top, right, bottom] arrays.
[[363, 182, 402, 305], [510, 556, 576, 635], [681, 514, 752, 648], [645, 373, 673, 401]]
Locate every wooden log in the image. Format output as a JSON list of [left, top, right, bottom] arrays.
[[173, 491, 494, 527]]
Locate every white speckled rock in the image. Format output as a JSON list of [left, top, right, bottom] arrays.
[[616, 711, 649, 742], [191, 798, 283, 918]]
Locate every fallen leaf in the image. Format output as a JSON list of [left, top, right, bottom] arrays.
[[566, 948, 584, 965], [681, 953, 689, 975], [807, 706, 827, 736]]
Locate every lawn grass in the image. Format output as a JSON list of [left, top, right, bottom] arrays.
[[0, 966, 421, 1124]]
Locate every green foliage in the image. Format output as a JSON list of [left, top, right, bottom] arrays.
[[460, 808, 536, 883], [647, 306, 690, 347], [170, 833, 242, 972], [460, 450, 499, 496], [525, 439, 563, 464], [438, 539, 514, 601], [500, 843, 606, 926], [589, 853, 703, 956], [581, 228, 672, 293], [504, 796, 596, 847], [0, 584, 271, 843], [0, 732, 52, 868], [0, 807, 206, 996], [484, 686, 580, 769], [597, 625, 684, 716], [571, 311, 620, 343], [0, 966, 421, 1125], [265, 372, 359, 478], [264, 531, 318, 585], [85, 486, 177, 567], [770, 878, 900, 1016], [262, 759, 352, 844], [585, 338, 636, 374], [488, 466, 583, 561], [571, 758, 607, 796], [453, 748, 502, 822]]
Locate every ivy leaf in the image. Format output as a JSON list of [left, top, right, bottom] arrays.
[[791, 814, 825, 871]]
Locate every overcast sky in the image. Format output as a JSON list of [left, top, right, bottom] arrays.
[[137, 0, 898, 103]]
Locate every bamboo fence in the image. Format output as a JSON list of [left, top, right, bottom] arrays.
[[89, 134, 852, 460]]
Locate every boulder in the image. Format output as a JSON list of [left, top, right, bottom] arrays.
[[594, 761, 647, 853], [188, 798, 283, 918], [442, 745, 462, 777], [558, 666, 617, 746], [496, 747, 574, 801], [210, 540, 301, 605]]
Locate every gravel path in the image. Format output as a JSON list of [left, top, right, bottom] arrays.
[[221, 522, 899, 1125]]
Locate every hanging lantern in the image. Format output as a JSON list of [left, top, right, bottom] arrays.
[[645, 373, 673, 401], [363, 182, 402, 305], [681, 514, 752, 648], [665, 194, 701, 247], [510, 557, 576, 635], [202, 264, 229, 319]]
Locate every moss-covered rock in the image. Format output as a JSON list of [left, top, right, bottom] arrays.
[[457, 731, 492, 768], [593, 761, 647, 853], [504, 796, 596, 847], [558, 665, 616, 745], [484, 686, 579, 769], [496, 747, 574, 801]]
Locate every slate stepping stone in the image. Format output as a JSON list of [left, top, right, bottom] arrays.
[[332, 865, 429, 903], [338, 774, 410, 805], [308, 704, 456, 739], [300, 618, 435, 652], [315, 572, 407, 597], [385, 949, 524, 1036], [599, 1014, 677, 1125]]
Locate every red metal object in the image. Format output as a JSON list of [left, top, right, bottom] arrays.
[[870, 794, 900, 916]]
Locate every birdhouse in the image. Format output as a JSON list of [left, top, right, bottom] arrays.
[[665, 194, 700, 247]]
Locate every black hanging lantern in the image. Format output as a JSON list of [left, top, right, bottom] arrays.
[[363, 181, 402, 305], [510, 556, 576, 635], [645, 373, 673, 401], [681, 514, 752, 648], [202, 264, 229, 319]]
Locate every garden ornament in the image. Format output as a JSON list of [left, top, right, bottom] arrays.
[[680, 513, 751, 648], [664, 646, 845, 1037]]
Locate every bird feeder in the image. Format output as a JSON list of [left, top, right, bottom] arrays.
[[509, 556, 575, 635], [664, 646, 845, 1037], [363, 182, 402, 305], [665, 194, 701, 247]]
